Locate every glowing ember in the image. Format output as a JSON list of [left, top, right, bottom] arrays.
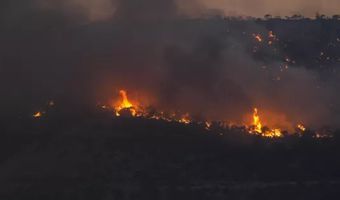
[[179, 113, 191, 124], [205, 121, 212, 130], [33, 112, 42, 118], [253, 34, 263, 42], [297, 124, 306, 132]]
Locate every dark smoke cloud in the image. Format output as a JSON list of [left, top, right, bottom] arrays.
[[0, 0, 339, 130]]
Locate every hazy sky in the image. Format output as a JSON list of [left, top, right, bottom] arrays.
[[199, 0, 340, 17], [45, 0, 340, 21]]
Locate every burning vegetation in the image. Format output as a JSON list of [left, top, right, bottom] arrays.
[[249, 108, 282, 138], [114, 90, 138, 117], [22, 19, 340, 140], [3, 1, 340, 198], [91, 89, 319, 138], [108, 90, 193, 125]]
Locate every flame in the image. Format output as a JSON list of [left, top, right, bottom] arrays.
[[33, 112, 42, 118], [250, 108, 282, 138], [205, 121, 212, 130], [114, 90, 137, 116], [253, 34, 263, 42], [32, 87, 316, 138], [103, 90, 296, 137], [297, 124, 306, 132], [110, 89, 195, 125], [179, 113, 191, 124], [253, 108, 262, 133], [118, 90, 133, 108]]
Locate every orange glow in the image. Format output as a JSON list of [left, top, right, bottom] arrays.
[[114, 90, 138, 116], [33, 112, 42, 118], [250, 108, 282, 138], [102, 90, 302, 137], [110, 89, 195, 125], [297, 124, 306, 132], [118, 90, 133, 108], [205, 121, 212, 130], [253, 108, 262, 133], [179, 113, 191, 124], [253, 34, 263, 42]]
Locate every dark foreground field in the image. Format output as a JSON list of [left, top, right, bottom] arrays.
[[0, 113, 340, 200]]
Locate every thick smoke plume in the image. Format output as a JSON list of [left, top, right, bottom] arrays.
[[0, 0, 339, 130]]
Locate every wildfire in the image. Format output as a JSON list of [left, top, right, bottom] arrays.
[[110, 90, 194, 124], [253, 108, 262, 133], [114, 90, 138, 116], [250, 108, 282, 138], [102, 89, 313, 138]]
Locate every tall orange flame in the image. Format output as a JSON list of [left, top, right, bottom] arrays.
[[118, 90, 133, 109], [114, 90, 137, 116], [253, 108, 262, 133], [251, 108, 282, 138]]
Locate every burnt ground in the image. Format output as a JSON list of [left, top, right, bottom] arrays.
[[0, 113, 340, 200]]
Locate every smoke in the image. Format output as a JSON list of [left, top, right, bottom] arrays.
[[0, 0, 339, 130], [35, 0, 340, 21], [196, 0, 340, 17], [194, 0, 340, 17]]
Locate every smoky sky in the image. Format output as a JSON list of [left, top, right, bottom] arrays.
[[199, 0, 340, 17], [1, 0, 340, 130], [34, 0, 340, 21], [26, 0, 340, 21]]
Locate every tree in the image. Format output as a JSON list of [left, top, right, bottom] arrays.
[[332, 15, 340, 20], [264, 14, 272, 20]]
